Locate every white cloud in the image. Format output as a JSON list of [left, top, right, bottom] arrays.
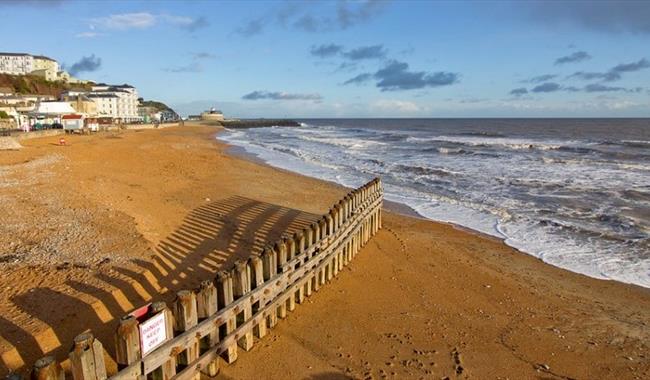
[[74, 31, 103, 38], [90, 12, 157, 30], [161, 14, 196, 28], [372, 99, 421, 113], [603, 100, 641, 110], [88, 12, 208, 31]]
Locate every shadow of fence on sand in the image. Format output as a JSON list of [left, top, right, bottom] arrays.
[[2, 196, 320, 375]]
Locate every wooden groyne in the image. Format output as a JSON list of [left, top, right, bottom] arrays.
[[17, 178, 383, 380], [214, 119, 301, 128]]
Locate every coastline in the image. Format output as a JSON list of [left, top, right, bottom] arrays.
[[216, 127, 641, 285], [222, 134, 425, 220], [0, 124, 647, 379]]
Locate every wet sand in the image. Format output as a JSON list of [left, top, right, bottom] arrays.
[[0, 124, 648, 379]]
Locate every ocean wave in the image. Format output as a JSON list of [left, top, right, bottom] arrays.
[[406, 135, 566, 151], [297, 135, 387, 149], [621, 140, 650, 148], [393, 164, 456, 177], [453, 131, 508, 138], [622, 189, 650, 202], [217, 123, 650, 288]]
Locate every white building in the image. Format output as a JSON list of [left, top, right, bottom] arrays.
[[0, 52, 65, 82], [29, 101, 77, 126], [67, 84, 140, 122], [32, 55, 59, 81], [86, 93, 119, 117], [0, 52, 34, 75], [32, 101, 76, 115]]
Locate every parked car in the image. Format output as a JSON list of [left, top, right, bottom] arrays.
[[51, 123, 63, 129]]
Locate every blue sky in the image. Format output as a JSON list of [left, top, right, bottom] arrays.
[[1, 0, 649, 117]]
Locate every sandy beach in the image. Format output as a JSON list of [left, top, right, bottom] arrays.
[[0, 124, 648, 379]]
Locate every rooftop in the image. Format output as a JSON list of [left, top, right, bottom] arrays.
[[94, 83, 134, 89], [0, 53, 58, 62], [87, 94, 118, 99], [32, 101, 76, 115], [0, 52, 30, 57], [33, 55, 56, 62]]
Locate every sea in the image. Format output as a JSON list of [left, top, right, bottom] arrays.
[[218, 119, 650, 288]]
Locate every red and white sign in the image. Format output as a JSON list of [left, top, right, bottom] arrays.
[[139, 312, 168, 356]]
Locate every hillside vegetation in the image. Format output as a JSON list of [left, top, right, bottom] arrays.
[[139, 100, 172, 111], [0, 74, 92, 97]]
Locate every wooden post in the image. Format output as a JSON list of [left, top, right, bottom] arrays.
[[301, 229, 314, 297], [364, 216, 369, 244], [276, 240, 290, 317], [304, 226, 313, 248], [345, 195, 351, 218], [232, 260, 254, 351], [173, 290, 199, 379], [196, 280, 219, 377], [287, 235, 296, 261], [293, 233, 305, 304], [334, 199, 345, 230], [115, 315, 140, 369], [31, 356, 64, 380], [365, 214, 372, 240], [378, 203, 383, 229], [261, 246, 278, 329], [150, 302, 175, 379], [326, 255, 334, 282], [332, 245, 340, 276], [311, 222, 320, 244], [196, 281, 217, 319], [375, 209, 380, 234], [215, 271, 237, 363], [297, 231, 306, 255], [355, 192, 360, 212], [319, 218, 327, 240], [355, 226, 361, 254], [280, 236, 296, 318], [347, 239, 353, 264], [373, 210, 377, 235], [286, 236, 297, 314], [346, 240, 352, 264], [69, 332, 107, 380], [312, 265, 321, 292], [276, 241, 287, 272], [327, 210, 335, 235], [249, 254, 267, 338]]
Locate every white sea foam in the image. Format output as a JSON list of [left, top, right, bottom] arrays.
[[218, 123, 650, 288], [406, 135, 570, 151]]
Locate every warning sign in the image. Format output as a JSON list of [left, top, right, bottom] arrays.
[[139, 312, 168, 356]]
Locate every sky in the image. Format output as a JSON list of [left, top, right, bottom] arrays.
[[1, 0, 650, 118]]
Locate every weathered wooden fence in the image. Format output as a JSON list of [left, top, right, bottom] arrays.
[[22, 178, 383, 380]]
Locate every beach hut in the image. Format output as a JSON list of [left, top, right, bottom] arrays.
[[61, 114, 84, 132], [85, 117, 99, 132]]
